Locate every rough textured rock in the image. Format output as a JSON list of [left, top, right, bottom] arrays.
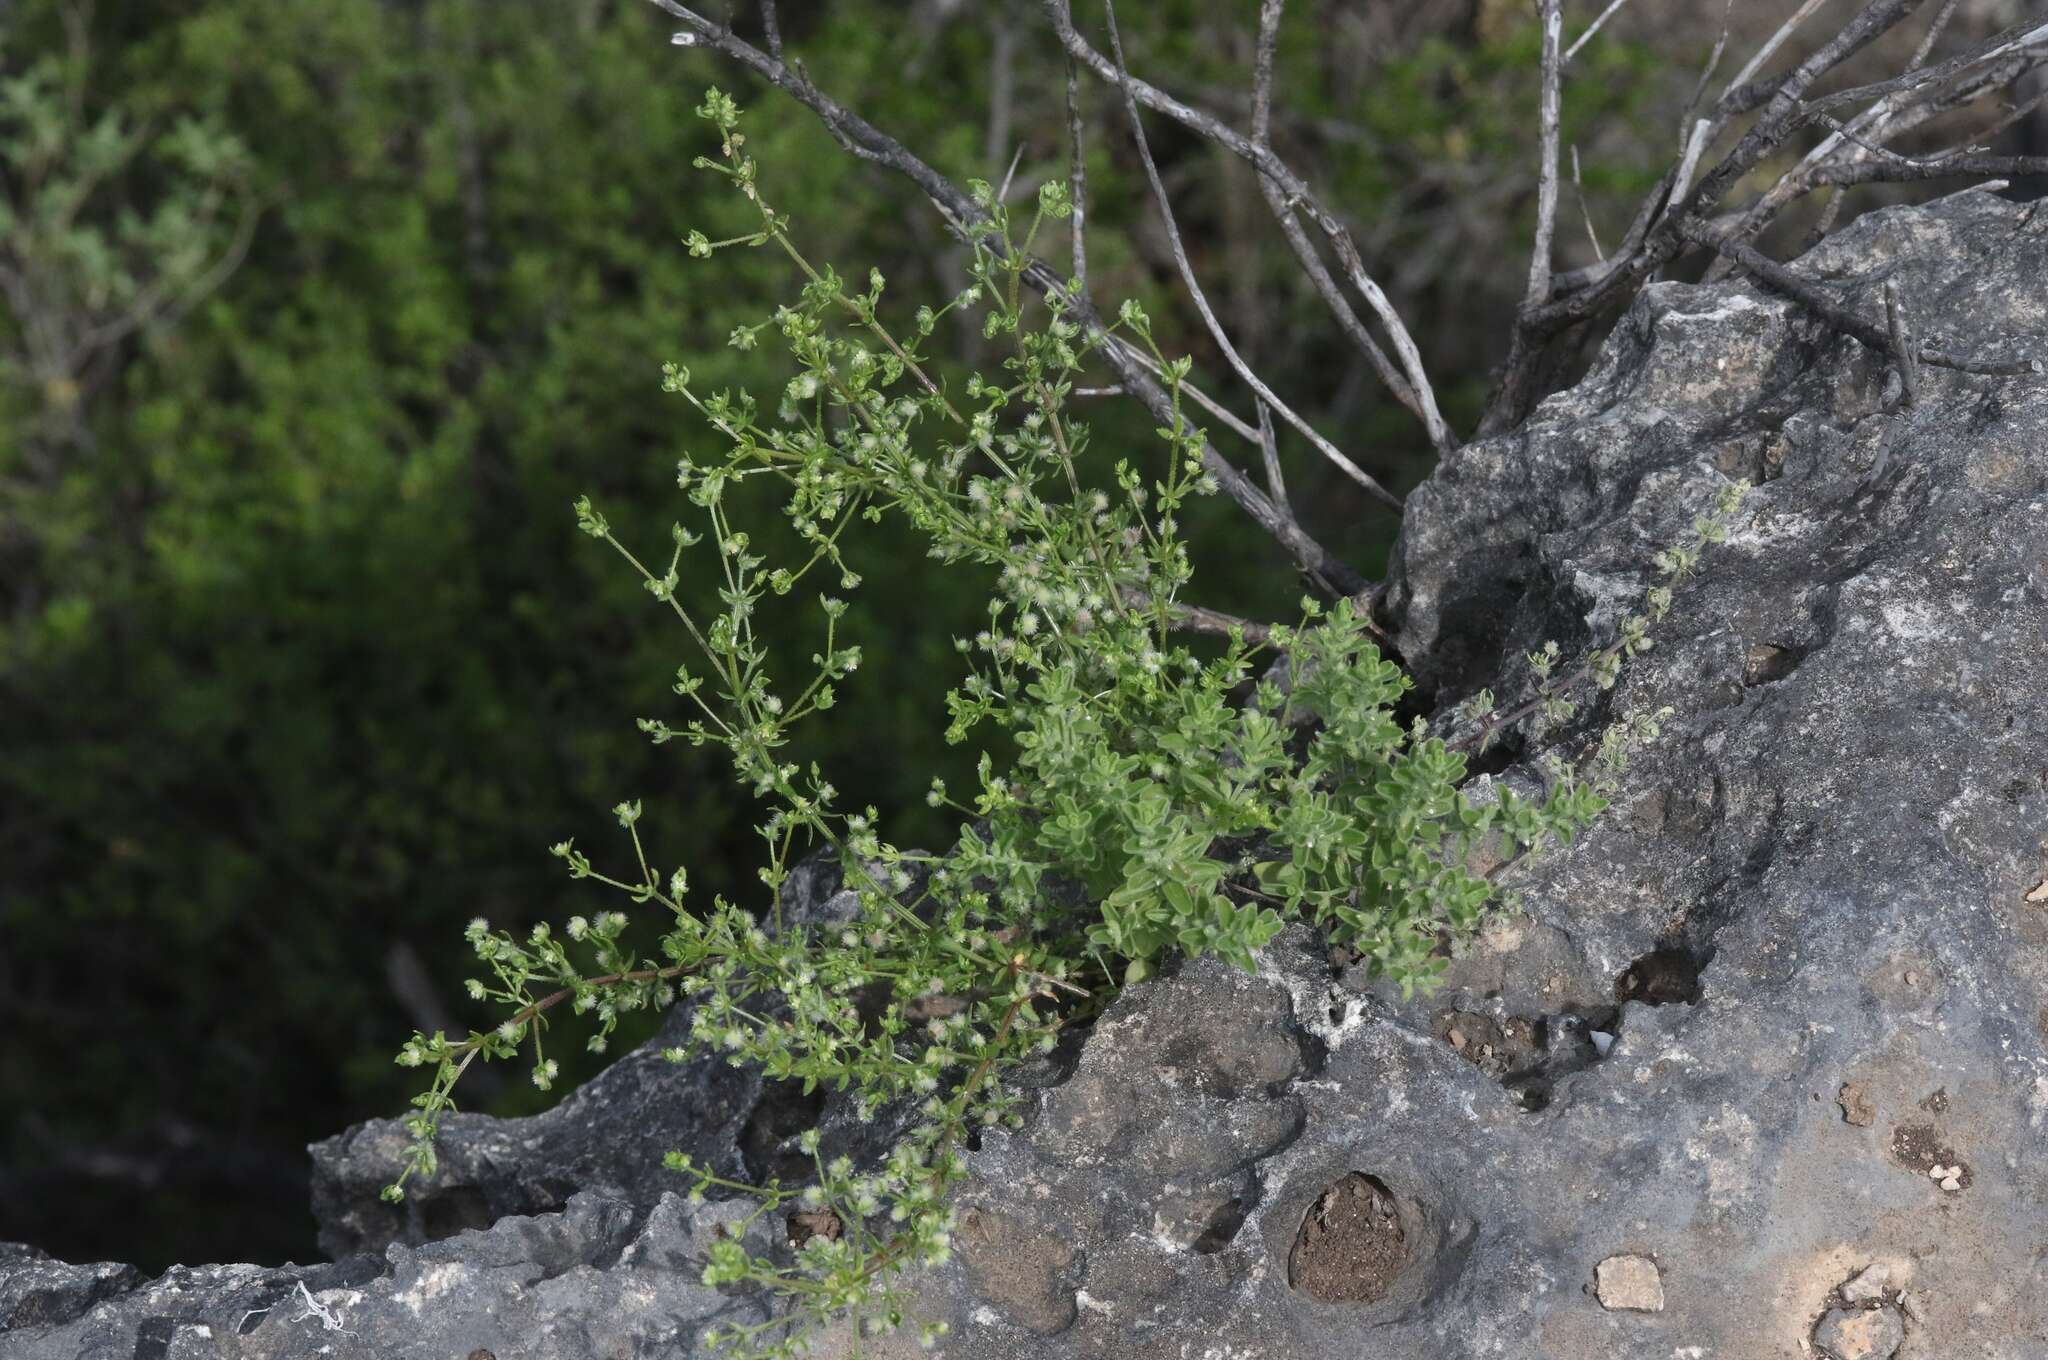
[[0, 1246, 142, 1333], [6, 189, 2047, 1359], [0, 1193, 783, 1359]]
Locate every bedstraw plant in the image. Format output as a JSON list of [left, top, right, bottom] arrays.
[[385, 89, 1748, 1357]]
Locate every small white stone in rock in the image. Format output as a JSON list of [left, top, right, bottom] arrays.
[[1940, 1174, 1961, 1192], [1594, 1254, 1664, 1312], [1841, 1263, 1891, 1304]]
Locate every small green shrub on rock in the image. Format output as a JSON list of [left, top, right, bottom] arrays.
[[387, 90, 1747, 1357]]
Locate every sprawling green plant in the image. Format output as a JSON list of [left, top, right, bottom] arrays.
[[0, 0, 1684, 1271], [388, 89, 1747, 1357]]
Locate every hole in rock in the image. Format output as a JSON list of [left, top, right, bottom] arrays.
[[1742, 642, 1805, 687], [1192, 1197, 1248, 1254], [740, 1078, 828, 1184], [1615, 947, 1704, 1006], [420, 1184, 495, 1242], [786, 1207, 844, 1248], [1287, 1172, 1407, 1303], [1443, 1006, 1620, 1112], [1460, 729, 1525, 784], [1889, 1122, 1970, 1189]]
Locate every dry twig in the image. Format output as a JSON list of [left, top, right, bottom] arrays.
[[1482, 0, 2048, 432], [1522, 0, 1564, 313], [1043, 0, 1453, 454], [1564, 0, 1637, 67], [1100, 0, 1401, 513]]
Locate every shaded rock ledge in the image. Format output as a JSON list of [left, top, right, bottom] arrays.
[[6, 189, 2046, 1360]]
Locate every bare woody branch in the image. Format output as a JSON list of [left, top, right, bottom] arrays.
[[1716, 0, 1929, 118], [1245, 0, 1444, 454], [1249, 0, 1282, 147], [1522, 0, 1564, 313], [1063, 53, 1089, 292], [1041, 0, 1453, 455], [1907, 0, 1966, 74], [1255, 400, 1286, 510], [1105, 335, 1261, 445], [1570, 146, 1604, 260], [1714, 22, 2048, 252], [1721, 0, 1830, 98], [1564, 0, 1637, 67], [658, 0, 2047, 554], [1099, 0, 1402, 514], [1795, 16, 2048, 117], [1156, 598, 1275, 646]]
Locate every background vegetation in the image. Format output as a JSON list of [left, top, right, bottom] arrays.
[[3, 0, 2024, 1270]]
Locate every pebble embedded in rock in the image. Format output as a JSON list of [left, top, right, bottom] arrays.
[[1840, 1262, 1891, 1304], [1813, 1304, 1905, 1360], [1594, 1254, 1664, 1312]]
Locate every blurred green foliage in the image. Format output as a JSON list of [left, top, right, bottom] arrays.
[[0, 0, 1669, 1268]]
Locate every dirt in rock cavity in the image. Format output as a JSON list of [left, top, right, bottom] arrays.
[[1287, 1172, 1407, 1303]]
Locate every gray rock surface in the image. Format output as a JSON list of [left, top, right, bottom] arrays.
[[6, 189, 2047, 1359]]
